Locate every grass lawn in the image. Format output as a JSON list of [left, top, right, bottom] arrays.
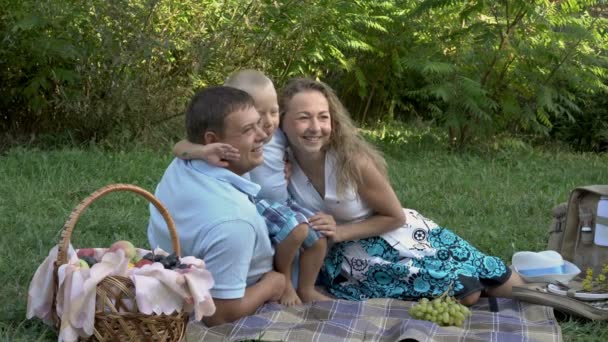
[[1, 138, 607, 341]]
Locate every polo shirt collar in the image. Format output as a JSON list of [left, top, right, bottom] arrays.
[[189, 160, 261, 197]]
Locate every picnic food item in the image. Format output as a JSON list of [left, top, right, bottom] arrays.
[[140, 251, 188, 270], [581, 263, 608, 292], [409, 296, 472, 327], [76, 248, 95, 258], [135, 258, 154, 268], [109, 240, 137, 260], [35, 184, 212, 341], [80, 255, 97, 267]]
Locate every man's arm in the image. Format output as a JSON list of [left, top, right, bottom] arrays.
[[196, 221, 284, 326], [203, 270, 285, 326]]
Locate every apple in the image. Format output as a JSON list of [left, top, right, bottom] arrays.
[[77, 248, 95, 258], [109, 240, 137, 260], [78, 259, 90, 269], [134, 259, 154, 268]]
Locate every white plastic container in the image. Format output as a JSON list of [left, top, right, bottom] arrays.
[[594, 196, 608, 246]]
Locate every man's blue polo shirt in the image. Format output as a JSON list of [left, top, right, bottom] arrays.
[[148, 159, 274, 299]]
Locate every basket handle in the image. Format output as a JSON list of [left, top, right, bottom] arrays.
[[56, 184, 180, 265]]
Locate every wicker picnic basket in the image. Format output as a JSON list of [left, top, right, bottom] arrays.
[[52, 184, 189, 341]]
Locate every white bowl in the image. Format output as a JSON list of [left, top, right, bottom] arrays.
[[547, 284, 608, 301], [514, 260, 581, 284]]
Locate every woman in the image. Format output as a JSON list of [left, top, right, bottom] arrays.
[[279, 78, 524, 305]]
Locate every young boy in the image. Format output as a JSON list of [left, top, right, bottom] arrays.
[[173, 70, 331, 306]]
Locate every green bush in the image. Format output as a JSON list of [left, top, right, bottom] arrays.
[[1, 0, 203, 138], [1, 0, 607, 150], [551, 88, 608, 152]]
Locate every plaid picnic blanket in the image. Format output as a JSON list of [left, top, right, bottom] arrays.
[[186, 297, 562, 342]]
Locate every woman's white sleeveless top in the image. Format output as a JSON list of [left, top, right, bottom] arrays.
[[288, 151, 374, 224], [288, 150, 440, 259]]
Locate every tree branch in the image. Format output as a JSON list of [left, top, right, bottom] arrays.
[[481, 4, 526, 86], [544, 16, 599, 84]]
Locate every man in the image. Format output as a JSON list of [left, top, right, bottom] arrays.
[[148, 86, 285, 326]]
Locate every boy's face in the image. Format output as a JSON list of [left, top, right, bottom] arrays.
[[249, 83, 279, 143]]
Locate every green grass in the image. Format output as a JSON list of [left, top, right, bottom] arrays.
[[1, 139, 607, 341]]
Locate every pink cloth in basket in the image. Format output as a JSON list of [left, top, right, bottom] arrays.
[[27, 246, 216, 342], [130, 253, 216, 321]]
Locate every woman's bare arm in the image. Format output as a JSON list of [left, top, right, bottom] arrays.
[[333, 157, 405, 243]]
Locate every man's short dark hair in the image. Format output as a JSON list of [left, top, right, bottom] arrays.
[[186, 86, 255, 143]]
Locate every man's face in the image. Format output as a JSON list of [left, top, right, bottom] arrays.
[[218, 105, 267, 175]]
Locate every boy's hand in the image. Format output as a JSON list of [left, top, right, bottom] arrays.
[[310, 212, 337, 240], [174, 139, 240, 166], [199, 143, 240, 167]]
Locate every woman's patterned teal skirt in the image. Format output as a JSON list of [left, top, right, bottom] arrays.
[[320, 209, 511, 300]]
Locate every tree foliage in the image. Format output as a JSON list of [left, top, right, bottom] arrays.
[[1, 0, 606, 150]]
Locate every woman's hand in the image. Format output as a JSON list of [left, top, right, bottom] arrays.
[[309, 212, 338, 241]]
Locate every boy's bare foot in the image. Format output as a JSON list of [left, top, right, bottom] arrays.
[[279, 284, 302, 306], [298, 287, 333, 303]]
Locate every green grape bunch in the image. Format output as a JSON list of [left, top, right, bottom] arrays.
[[581, 263, 608, 293], [408, 295, 472, 327]]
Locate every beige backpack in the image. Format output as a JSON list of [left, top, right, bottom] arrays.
[[513, 185, 608, 320], [547, 185, 608, 273]]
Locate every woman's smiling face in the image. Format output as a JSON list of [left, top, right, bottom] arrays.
[[281, 90, 332, 156]]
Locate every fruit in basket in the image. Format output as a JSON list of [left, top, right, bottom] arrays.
[[143, 252, 154, 261], [135, 251, 184, 269], [109, 240, 137, 260], [80, 256, 97, 267], [78, 259, 90, 269], [77, 248, 96, 258], [135, 259, 154, 268], [165, 253, 179, 267]]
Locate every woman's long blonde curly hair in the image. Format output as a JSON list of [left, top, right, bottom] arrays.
[[279, 78, 387, 197]]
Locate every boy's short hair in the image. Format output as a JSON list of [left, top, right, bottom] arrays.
[[224, 69, 273, 93], [186, 86, 255, 143]]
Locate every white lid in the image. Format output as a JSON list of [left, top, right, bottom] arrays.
[[581, 226, 592, 232]]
